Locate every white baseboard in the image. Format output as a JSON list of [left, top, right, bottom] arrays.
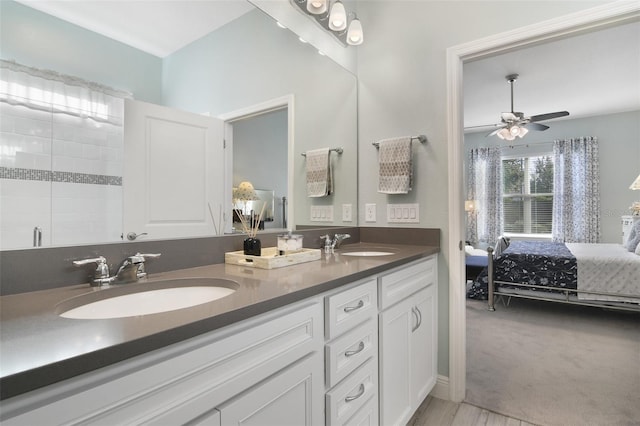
[[430, 375, 450, 400]]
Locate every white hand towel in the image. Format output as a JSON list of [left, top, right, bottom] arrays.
[[306, 148, 332, 197], [377, 137, 412, 194]]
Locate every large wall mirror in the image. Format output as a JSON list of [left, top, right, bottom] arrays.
[[0, 0, 358, 250]]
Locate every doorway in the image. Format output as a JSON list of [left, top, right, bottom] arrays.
[[219, 95, 295, 234], [446, 2, 640, 402]]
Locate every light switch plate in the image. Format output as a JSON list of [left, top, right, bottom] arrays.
[[342, 204, 353, 222], [387, 203, 419, 223], [365, 203, 376, 222], [310, 206, 334, 222]]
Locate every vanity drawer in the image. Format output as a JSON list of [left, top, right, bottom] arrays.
[[325, 358, 377, 426], [325, 319, 377, 388], [325, 278, 377, 340], [378, 257, 436, 310]]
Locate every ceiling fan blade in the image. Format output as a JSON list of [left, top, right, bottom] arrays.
[[529, 111, 569, 122], [524, 122, 549, 131], [464, 123, 501, 130]]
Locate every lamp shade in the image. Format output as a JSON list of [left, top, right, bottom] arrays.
[[329, 1, 347, 31], [234, 181, 259, 201], [347, 17, 364, 45], [307, 0, 327, 15], [630, 173, 640, 190], [465, 200, 477, 212]]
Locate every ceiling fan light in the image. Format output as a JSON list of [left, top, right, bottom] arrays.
[[497, 128, 510, 140], [509, 125, 520, 136], [307, 0, 327, 15], [517, 127, 529, 138], [347, 17, 363, 45], [329, 1, 347, 31]]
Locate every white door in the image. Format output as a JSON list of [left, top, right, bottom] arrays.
[[124, 99, 224, 240]]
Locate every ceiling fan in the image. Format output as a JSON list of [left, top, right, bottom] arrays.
[[470, 74, 570, 140]]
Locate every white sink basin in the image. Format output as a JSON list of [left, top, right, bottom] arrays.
[[341, 251, 394, 257], [58, 278, 237, 320]]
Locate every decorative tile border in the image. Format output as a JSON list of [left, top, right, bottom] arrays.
[[0, 167, 122, 186]]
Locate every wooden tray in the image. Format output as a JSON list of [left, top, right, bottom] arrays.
[[225, 247, 321, 269]]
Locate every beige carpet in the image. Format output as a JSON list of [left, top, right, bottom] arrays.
[[465, 297, 640, 426]]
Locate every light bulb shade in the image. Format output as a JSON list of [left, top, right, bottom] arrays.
[[630, 173, 640, 190], [517, 127, 529, 138], [329, 1, 347, 31], [497, 128, 511, 140], [509, 125, 520, 136], [307, 0, 327, 15], [465, 200, 477, 212], [347, 17, 363, 45], [234, 181, 259, 201]]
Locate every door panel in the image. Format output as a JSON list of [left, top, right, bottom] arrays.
[[124, 99, 224, 239]]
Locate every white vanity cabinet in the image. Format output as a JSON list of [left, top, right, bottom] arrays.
[[2, 299, 324, 426], [378, 256, 438, 426], [324, 278, 379, 426]]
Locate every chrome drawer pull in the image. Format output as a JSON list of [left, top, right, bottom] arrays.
[[345, 383, 365, 402], [344, 341, 365, 357], [343, 300, 364, 313]]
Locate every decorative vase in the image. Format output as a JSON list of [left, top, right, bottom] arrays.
[[243, 237, 261, 256]]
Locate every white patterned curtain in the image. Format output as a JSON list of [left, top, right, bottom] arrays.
[[467, 147, 503, 246], [552, 137, 600, 243]]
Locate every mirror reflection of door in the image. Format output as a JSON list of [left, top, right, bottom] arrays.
[[230, 108, 288, 232], [123, 99, 224, 240]]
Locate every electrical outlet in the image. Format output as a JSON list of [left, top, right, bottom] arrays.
[[342, 204, 353, 222], [365, 203, 376, 222]]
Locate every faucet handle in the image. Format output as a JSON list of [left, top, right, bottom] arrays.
[[73, 256, 111, 286], [136, 253, 161, 259]]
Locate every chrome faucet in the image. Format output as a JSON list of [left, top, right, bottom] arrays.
[[320, 233, 351, 252], [73, 253, 161, 287]]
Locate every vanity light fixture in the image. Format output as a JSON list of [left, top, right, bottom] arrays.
[[346, 14, 363, 45], [291, 0, 364, 47], [328, 1, 347, 31], [307, 0, 327, 15]]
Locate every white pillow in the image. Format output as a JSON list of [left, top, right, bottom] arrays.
[[635, 241, 640, 256], [465, 245, 488, 257], [625, 220, 640, 252]]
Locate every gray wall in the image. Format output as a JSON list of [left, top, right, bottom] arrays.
[[465, 111, 640, 244], [355, 0, 611, 377], [0, 0, 163, 104], [233, 108, 288, 229]]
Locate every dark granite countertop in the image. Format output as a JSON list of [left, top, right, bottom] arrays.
[[0, 242, 438, 400]]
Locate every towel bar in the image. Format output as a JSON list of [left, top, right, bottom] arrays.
[[372, 134, 427, 148], [301, 147, 344, 157]]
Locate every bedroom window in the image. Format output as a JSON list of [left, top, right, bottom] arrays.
[[502, 155, 554, 235]]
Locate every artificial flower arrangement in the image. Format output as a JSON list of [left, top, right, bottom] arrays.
[[630, 201, 640, 216]]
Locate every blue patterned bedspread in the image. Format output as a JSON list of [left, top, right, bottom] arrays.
[[467, 241, 578, 299]]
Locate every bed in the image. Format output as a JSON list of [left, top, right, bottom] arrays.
[[467, 240, 640, 312]]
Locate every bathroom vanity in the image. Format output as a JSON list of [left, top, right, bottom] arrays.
[[0, 242, 438, 425]]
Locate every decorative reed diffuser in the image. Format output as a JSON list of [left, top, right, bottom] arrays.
[[234, 181, 265, 256]]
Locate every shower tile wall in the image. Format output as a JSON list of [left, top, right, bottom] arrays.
[[0, 102, 123, 249]]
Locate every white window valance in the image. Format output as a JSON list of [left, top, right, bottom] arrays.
[[0, 59, 131, 125]]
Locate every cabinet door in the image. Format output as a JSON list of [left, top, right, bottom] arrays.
[[379, 295, 414, 426], [410, 285, 437, 409], [218, 353, 323, 426]]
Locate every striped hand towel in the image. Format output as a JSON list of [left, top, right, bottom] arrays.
[[377, 137, 412, 194]]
